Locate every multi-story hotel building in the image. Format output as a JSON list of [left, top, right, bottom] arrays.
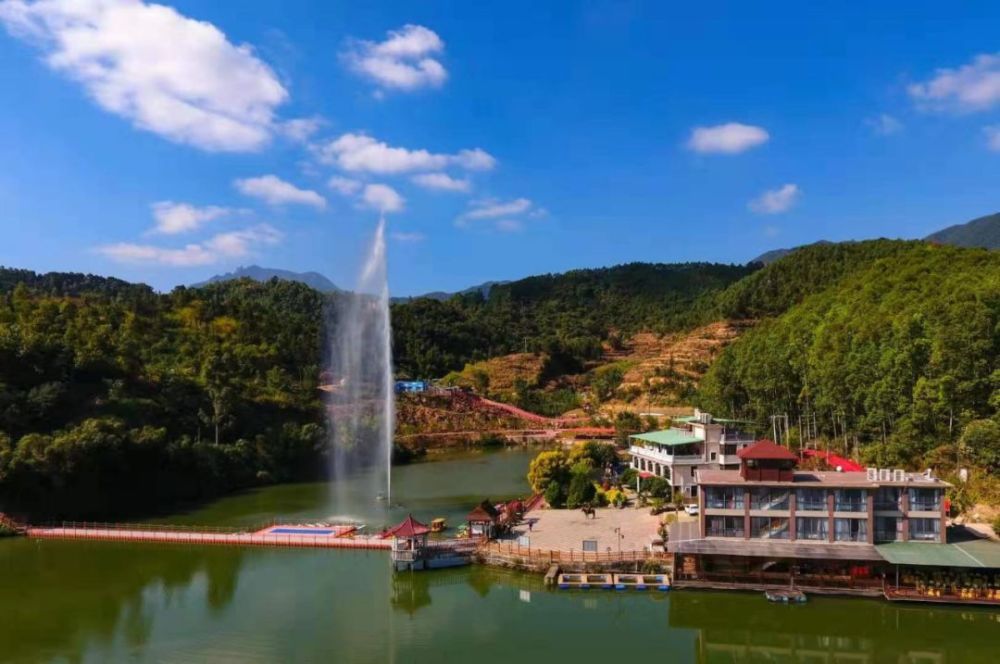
[[628, 410, 755, 498]]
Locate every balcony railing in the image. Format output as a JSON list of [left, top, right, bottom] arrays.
[[629, 445, 703, 464], [834, 500, 866, 513], [751, 495, 790, 511], [875, 500, 901, 511], [706, 498, 745, 510], [707, 528, 744, 538], [909, 500, 940, 512], [797, 500, 827, 511], [875, 531, 900, 542]]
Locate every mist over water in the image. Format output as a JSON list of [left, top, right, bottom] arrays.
[[326, 217, 394, 510]]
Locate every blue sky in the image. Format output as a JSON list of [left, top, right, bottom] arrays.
[[0, 1, 998, 294]]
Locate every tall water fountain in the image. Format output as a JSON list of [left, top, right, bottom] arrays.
[[327, 217, 394, 508]]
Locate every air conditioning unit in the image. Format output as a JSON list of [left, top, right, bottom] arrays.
[[866, 468, 877, 481], [878, 468, 891, 481], [892, 469, 906, 482]]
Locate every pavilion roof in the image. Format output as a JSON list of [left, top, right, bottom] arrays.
[[384, 514, 430, 538], [737, 439, 798, 461], [467, 500, 500, 522]]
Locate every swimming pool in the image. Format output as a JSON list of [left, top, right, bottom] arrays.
[[269, 528, 335, 536]]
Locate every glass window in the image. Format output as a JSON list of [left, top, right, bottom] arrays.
[[706, 515, 744, 538], [875, 517, 902, 542], [875, 487, 901, 511], [751, 517, 790, 539], [834, 518, 867, 542], [834, 489, 867, 512], [706, 487, 744, 510], [796, 489, 827, 511], [909, 518, 940, 541], [796, 517, 828, 541], [908, 489, 941, 512], [750, 488, 790, 510]]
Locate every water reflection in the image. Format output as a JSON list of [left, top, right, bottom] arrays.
[[0, 538, 244, 663], [668, 591, 1000, 663]]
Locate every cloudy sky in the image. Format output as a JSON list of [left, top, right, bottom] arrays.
[[0, 1, 997, 293]]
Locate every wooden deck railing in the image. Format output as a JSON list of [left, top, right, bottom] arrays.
[[480, 541, 668, 564]]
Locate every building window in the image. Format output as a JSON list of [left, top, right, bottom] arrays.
[[875, 516, 902, 542], [689, 486, 697, 498], [908, 489, 941, 512], [795, 517, 828, 541], [750, 488, 789, 511], [710, 451, 717, 461], [834, 518, 867, 542], [705, 487, 744, 510], [690, 467, 696, 478], [706, 515, 744, 538], [909, 518, 941, 541], [751, 517, 789, 539], [795, 489, 827, 511], [834, 489, 867, 512], [875, 487, 901, 511]]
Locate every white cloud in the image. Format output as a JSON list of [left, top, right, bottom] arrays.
[[411, 172, 470, 192], [866, 113, 903, 135], [328, 175, 362, 196], [344, 24, 447, 92], [748, 184, 800, 215], [96, 224, 282, 266], [985, 126, 1000, 152], [687, 122, 770, 154], [234, 175, 326, 208], [281, 117, 323, 143], [314, 133, 496, 174], [462, 197, 532, 220], [494, 219, 523, 233], [150, 201, 230, 235], [908, 53, 1000, 112], [390, 231, 424, 243], [362, 183, 404, 213], [0, 0, 288, 152]]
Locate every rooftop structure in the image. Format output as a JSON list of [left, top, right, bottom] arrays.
[[628, 409, 755, 498]]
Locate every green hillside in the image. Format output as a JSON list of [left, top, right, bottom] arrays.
[[391, 261, 756, 378], [699, 242, 1000, 468]]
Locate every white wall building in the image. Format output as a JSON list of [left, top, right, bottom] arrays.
[[628, 409, 755, 498]]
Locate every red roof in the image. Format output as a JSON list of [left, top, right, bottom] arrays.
[[467, 500, 500, 522], [737, 439, 798, 461], [383, 514, 430, 538]]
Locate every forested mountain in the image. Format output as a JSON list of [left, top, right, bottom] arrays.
[[193, 265, 339, 292], [699, 242, 1000, 468], [925, 212, 1000, 250], [0, 275, 327, 519], [391, 262, 757, 378]]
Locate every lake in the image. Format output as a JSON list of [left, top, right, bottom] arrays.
[[1, 448, 997, 663]]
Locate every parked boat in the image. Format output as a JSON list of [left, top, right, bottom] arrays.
[[430, 518, 447, 533], [765, 589, 807, 603]]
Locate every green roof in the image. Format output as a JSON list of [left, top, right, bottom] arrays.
[[877, 540, 1000, 568], [630, 429, 702, 447]]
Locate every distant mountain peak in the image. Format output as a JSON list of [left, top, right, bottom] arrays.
[[193, 265, 339, 292], [925, 212, 1000, 250]]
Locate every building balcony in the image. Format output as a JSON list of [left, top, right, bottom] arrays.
[[629, 446, 703, 465]]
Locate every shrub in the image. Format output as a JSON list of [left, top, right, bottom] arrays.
[[992, 514, 1000, 538], [640, 476, 670, 498], [544, 480, 566, 508], [566, 471, 597, 508]]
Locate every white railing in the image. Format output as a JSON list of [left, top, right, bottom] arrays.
[[630, 446, 703, 464]]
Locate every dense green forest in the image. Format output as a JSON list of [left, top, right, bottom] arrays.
[[391, 262, 756, 378], [699, 242, 1000, 472], [0, 272, 327, 519]]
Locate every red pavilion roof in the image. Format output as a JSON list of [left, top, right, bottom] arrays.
[[383, 514, 431, 538], [737, 439, 798, 461]]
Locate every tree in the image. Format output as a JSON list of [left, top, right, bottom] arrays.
[[566, 463, 597, 508], [527, 450, 569, 493], [614, 411, 643, 447], [958, 419, 1000, 472]]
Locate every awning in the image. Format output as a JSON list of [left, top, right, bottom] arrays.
[[876, 540, 1000, 568], [670, 537, 883, 562]]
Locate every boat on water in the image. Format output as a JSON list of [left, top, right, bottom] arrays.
[[765, 589, 807, 603], [430, 518, 447, 533]]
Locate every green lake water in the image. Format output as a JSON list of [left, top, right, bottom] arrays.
[[2, 448, 998, 663]]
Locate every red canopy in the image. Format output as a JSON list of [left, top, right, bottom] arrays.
[[383, 514, 431, 538]]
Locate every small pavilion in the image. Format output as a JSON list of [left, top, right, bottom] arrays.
[[737, 439, 797, 481], [467, 500, 501, 539], [385, 514, 431, 571]]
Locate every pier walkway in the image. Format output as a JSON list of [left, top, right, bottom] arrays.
[[27, 522, 394, 550]]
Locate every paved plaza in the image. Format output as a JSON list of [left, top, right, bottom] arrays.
[[506, 506, 667, 553]]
